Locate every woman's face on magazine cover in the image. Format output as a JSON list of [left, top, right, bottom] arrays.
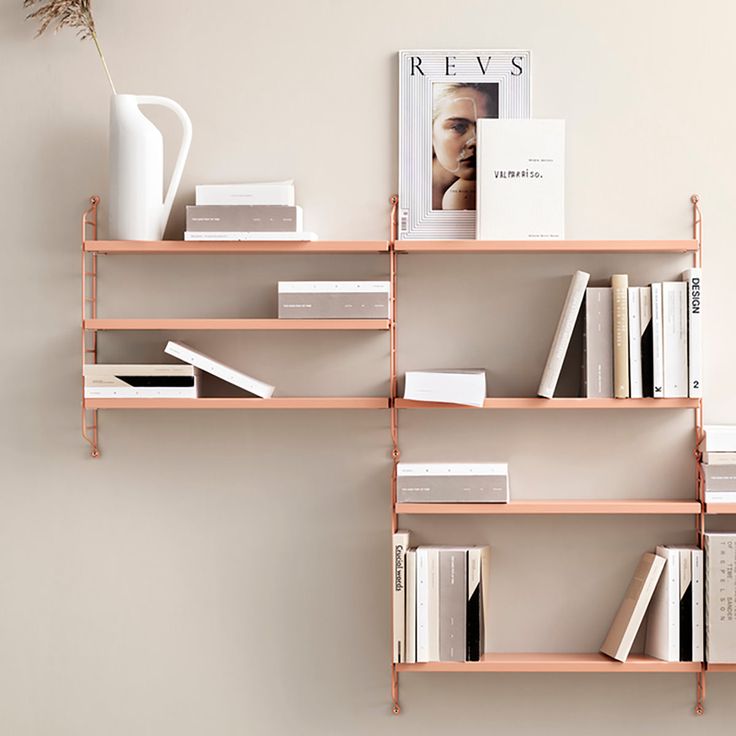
[[432, 88, 493, 181]]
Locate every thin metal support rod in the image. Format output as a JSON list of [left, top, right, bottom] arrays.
[[391, 664, 400, 715], [696, 671, 706, 716], [691, 194, 702, 268], [81, 196, 101, 458]]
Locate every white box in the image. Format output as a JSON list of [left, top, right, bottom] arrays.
[[403, 370, 486, 408], [195, 180, 295, 206]]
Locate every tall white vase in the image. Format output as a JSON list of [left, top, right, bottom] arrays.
[[108, 94, 192, 240]]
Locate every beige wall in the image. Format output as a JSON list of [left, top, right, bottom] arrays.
[[2, 0, 735, 733]]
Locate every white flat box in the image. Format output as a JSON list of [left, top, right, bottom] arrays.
[[164, 341, 275, 398], [278, 281, 390, 319], [195, 181, 295, 206], [403, 370, 486, 408], [705, 491, 736, 503], [397, 463, 509, 503], [704, 426, 736, 453], [184, 231, 318, 241]]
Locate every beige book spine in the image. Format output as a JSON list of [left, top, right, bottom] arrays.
[[611, 274, 630, 398]]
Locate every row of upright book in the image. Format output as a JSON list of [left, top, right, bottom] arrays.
[[392, 532, 491, 663], [601, 535, 736, 664], [538, 268, 702, 399]]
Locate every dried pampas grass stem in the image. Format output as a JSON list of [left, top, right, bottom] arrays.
[[24, 0, 117, 94]]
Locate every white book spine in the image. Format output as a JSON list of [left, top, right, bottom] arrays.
[[428, 548, 440, 661], [628, 287, 643, 398], [83, 386, 198, 399], [645, 546, 680, 661], [651, 283, 664, 397], [683, 268, 703, 398], [184, 231, 317, 241], [416, 549, 429, 662], [392, 531, 410, 663], [195, 181, 295, 206], [662, 282, 688, 398], [405, 549, 417, 664], [538, 270, 590, 398], [691, 548, 704, 662], [704, 491, 736, 502]]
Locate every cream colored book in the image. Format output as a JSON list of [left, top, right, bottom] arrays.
[[392, 530, 410, 663], [601, 552, 665, 662], [611, 274, 630, 398]]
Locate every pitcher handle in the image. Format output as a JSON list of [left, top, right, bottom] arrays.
[[134, 95, 193, 234]]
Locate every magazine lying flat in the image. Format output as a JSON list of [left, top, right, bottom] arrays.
[[164, 341, 275, 398]]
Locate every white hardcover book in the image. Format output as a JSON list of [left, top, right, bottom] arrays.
[[703, 452, 736, 465], [639, 287, 653, 397], [416, 548, 429, 662], [691, 547, 704, 663], [392, 531, 410, 663], [403, 370, 486, 408], [164, 341, 275, 398], [184, 231, 318, 241], [466, 547, 482, 662], [83, 386, 198, 399], [682, 268, 703, 398], [645, 546, 680, 661], [479, 546, 492, 653], [704, 491, 736, 503], [583, 287, 613, 398], [427, 548, 440, 661], [704, 533, 736, 663], [651, 283, 664, 397], [538, 271, 590, 398], [704, 426, 736, 453], [476, 119, 565, 240], [405, 549, 417, 664], [662, 282, 688, 398], [628, 287, 643, 398], [195, 180, 295, 206]]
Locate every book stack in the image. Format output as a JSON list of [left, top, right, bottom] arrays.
[[83, 363, 200, 398], [403, 370, 486, 407], [393, 532, 491, 663], [397, 463, 509, 503], [278, 281, 391, 319], [600, 545, 703, 663], [185, 180, 317, 241], [702, 426, 736, 505], [538, 269, 702, 399]]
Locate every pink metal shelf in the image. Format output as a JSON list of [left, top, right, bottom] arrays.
[[83, 318, 390, 331], [83, 240, 388, 253], [395, 500, 701, 515], [83, 397, 389, 410], [707, 664, 736, 672], [395, 398, 700, 410], [705, 503, 736, 515], [397, 239, 698, 253], [395, 653, 703, 673]]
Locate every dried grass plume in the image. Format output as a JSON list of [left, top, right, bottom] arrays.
[[24, 0, 117, 93]]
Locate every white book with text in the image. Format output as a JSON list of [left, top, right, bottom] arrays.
[[662, 282, 688, 398], [628, 287, 643, 398], [683, 268, 703, 398]]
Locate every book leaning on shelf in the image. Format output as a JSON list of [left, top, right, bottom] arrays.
[[393, 532, 491, 663]]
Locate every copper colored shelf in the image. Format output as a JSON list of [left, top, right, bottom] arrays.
[[83, 318, 390, 331], [395, 398, 700, 410], [706, 664, 736, 672], [395, 653, 702, 673], [705, 503, 736, 515], [84, 240, 388, 253], [395, 500, 701, 515], [397, 239, 698, 253], [83, 397, 389, 410]]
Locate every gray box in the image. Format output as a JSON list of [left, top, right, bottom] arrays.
[[704, 464, 736, 492], [278, 281, 390, 319], [397, 463, 509, 503], [186, 205, 301, 232]]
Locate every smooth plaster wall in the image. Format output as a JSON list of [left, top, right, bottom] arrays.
[[1, 0, 735, 733]]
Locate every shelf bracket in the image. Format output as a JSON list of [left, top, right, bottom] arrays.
[[82, 196, 101, 458], [695, 671, 706, 716], [391, 665, 401, 715]]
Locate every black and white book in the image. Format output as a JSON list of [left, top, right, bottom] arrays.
[[537, 270, 590, 399], [683, 268, 703, 398], [639, 287, 654, 397], [164, 341, 275, 398], [662, 282, 688, 398], [582, 287, 613, 398], [651, 283, 664, 397], [466, 547, 483, 661], [392, 530, 411, 663], [476, 119, 565, 240], [83, 363, 199, 399]]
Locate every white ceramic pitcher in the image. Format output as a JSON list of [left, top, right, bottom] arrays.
[[108, 94, 192, 240]]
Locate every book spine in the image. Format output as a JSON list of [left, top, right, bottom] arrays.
[[479, 546, 492, 653], [691, 548, 704, 663], [405, 549, 417, 664], [611, 274, 630, 398], [628, 287, 643, 398], [651, 283, 664, 397], [537, 270, 590, 399], [645, 546, 680, 661], [678, 549, 693, 661], [705, 534, 736, 663], [184, 231, 316, 241], [396, 474, 508, 503], [466, 548, 482, 662], [583, 288, 613, 398], [392, 531, 410, 663], [639, 287, 654, 397], [439, 550, 467, 662], [186, 205, 302, 232], [683, 268, 703, 398], [428, 549, 440, 661], [662, 282, 688, 398], [416, 548, 429, 662], [83, 386, 198, 399]]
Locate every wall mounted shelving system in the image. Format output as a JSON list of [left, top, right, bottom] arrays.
[[81, 194, 734, 716]]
